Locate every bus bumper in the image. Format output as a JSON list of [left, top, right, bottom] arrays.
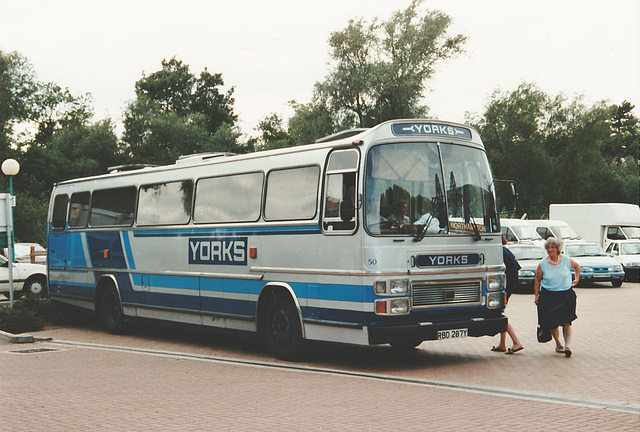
[[367, 315, 508, 345]]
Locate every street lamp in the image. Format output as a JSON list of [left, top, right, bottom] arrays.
[[2, 158, 20, 263]]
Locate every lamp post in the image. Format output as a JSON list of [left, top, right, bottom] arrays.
[[2, 159, 19, 307]]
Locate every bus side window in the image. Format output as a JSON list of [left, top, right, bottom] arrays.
[[51, 194, 69, 230], [68, 192, 90, 228], [322, 149, 359, 233], [264, 166, 319, 221], [194, 172, 262, 223], [138, 180, 193, 226], [89, 187, 136, 227]]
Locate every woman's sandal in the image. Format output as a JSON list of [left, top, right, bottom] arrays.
[[555, 346, 565, 353], [564, 347, 572, 357]]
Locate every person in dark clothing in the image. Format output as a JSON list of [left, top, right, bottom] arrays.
[[492, 235, 524, 354]]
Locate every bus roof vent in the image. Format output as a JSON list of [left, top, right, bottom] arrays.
[[315, 128, 368, 143], [175, 152, 236, 166], [108, 164, 157, 174]]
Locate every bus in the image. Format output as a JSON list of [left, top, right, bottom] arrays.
[[47, 119, 507, 359]]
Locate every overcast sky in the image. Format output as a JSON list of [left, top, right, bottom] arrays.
[[1, 0, 638, 138]]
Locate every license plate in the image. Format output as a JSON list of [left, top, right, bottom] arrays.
[[595, 273, 609, 278], [437, 328, 468, 340]]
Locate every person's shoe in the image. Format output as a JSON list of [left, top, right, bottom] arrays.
[[555, 346, 565, 353], [505, 346, 524, 355], [564, 347, 572, 357], [491, 346, 506, 352]]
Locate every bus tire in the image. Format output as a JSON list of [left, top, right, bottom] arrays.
[[97, 285, 127, 334], [22, 275, 48, 298], [263, 294, 304, 360]]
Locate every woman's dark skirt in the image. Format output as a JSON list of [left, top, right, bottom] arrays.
[[537, 288, 577, 331]]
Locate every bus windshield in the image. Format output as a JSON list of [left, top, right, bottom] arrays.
[[365, 142, 499, 237]]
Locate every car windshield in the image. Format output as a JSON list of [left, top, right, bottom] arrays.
[[510, 247, 546, 260], [621, 226, 640, 240], [365, 142, 499, 237], [513, 225, 543, 241], [565, 244, 607, 257], [621, 242, 640, 255], [552, 225, 581, 240]]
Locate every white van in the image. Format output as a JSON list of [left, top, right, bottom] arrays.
[[501, 219, 544, 245], [527, 219, 584, 244]]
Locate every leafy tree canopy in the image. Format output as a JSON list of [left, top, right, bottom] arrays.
[[288, 0, 466, 140], [473, 83, 639, 217], [123, 57, 240, 164]]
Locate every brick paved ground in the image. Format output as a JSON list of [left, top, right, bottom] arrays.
[[1, 283, 639, 431]]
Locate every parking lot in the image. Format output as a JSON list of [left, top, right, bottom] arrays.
[[1, 282, 639, 431]]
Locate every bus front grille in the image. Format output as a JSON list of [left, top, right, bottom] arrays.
[[411, 281, 481, 308]]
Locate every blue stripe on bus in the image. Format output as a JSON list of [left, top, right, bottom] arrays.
[[121, 232, 136, 270]]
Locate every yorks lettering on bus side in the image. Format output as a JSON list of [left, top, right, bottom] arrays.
[[189, 237, 247, 265]]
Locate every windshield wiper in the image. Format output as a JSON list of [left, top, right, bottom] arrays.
[[463, 199, 483, 241]]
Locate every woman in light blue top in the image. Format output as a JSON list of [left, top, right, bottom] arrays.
[[534, 237, 580, 357]]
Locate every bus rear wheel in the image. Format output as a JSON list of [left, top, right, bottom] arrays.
[[98, 286, 127, 334], [263, 295, 304, 360]]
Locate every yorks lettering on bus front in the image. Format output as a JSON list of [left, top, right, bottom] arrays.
[[392, 123, 472, 139], [416, 253, 481, 267], [189, 237, 247, 265]]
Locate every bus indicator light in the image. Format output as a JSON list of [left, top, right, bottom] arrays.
[[375, 300, 387, 314], [249, 247, 257, 259]]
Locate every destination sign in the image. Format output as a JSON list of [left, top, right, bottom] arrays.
[[392, 123, 472, 139], [416, 253, 480, 268]]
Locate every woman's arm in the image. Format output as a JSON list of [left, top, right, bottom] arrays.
[[570, 258, 580, 287], [534, 264, 542, 304]]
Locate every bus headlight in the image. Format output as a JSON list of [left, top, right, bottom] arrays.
[[374, 281, 387, 295], [389, 279, 409, 295], [375, 298, 410, 315], [487, 292, 504, 309], [390, 298, 409, 314], [487, 274, 504, 291], [374, 279, 409, 295]]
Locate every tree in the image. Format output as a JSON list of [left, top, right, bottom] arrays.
[[123, 57, 239, 164], [30, 82, 93, 146], [296, 0, 466, 134], [0, 50, 37, 156], [605, 101, 639, 164], [252, 113, 294, 150], [475, 83, 555, 216], [475, 83, 639, 217]]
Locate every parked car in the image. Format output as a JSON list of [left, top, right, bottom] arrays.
[[3, 242, 46, 264], [506, 244, 546, 293], [0, 253, 48, 297], [605, 240, 640, 281], [563, 243, 625, 287], [501, 219, 545, 246]]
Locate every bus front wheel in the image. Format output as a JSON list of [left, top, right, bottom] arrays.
[[98, 285, 127, 334], [263, 295, 304, 360]]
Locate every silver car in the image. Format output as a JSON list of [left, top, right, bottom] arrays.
[[506, 244, 547, 293]]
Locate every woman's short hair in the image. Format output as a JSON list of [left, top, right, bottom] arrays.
[[544, 237, 563, 252]]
